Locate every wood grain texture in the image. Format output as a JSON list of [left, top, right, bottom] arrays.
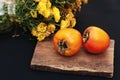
[[30, 40, 115, 78]]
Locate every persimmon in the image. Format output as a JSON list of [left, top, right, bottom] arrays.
[[53, 28, 82, 56], [83, 26, 110, 54]]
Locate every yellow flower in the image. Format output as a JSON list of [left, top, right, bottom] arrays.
[[37, 33, 46, 41], [70, 18, 76, 27], [40, 0, 48, 3], [76, 0, 82, 6], [30, 10, 37, 18], [37, 2, 46, 14], [37, 22, 47, 32], [31, 28, 38, 37], [60, 19, 70, 29], [47, 23, 56, 33], [45, 31, 51, 37], [37, 0, 52, 18], [44, 9, 51, 18], [60, 11, 76, 28], [34, 0, 40, 2], [82, 0, 88, 4], [52, 6, 61, 22], [67, 6, 74, 12], [66, 11, 74, 19], [46, 0, 52, 8]]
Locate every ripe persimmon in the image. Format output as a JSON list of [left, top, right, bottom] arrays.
[[53, 28, 82, 56], [83, 26, 110, 54]]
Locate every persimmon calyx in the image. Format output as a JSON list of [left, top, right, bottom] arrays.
[[57, 40, 70, 55], [83, 31, 89, 43]]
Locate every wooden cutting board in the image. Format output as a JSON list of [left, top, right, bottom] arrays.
[[30, 39, 115, 78]]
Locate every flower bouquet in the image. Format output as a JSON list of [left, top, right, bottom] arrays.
[[14, 0, 88, 41], [0, 0, 88, 39]]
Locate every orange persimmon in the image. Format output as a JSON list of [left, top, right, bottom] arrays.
[[83, 26, 110, 54], [53, 28, 82, 56]]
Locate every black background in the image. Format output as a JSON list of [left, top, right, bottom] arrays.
[[0, 0, 120, 80]]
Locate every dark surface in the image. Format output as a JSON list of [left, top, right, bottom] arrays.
[[0, 0, 120, 80]]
